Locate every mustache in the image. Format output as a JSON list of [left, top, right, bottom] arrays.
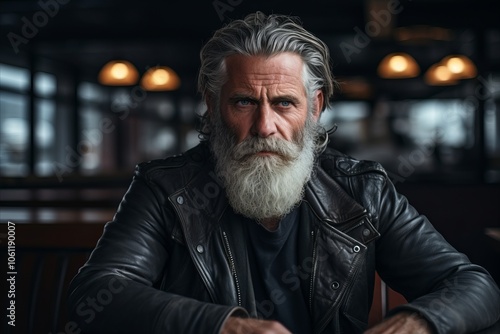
[[231, 136, 302, 162]]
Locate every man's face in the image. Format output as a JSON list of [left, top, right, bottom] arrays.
[[218, 53, 322, 147], [207, 53, 324, 222]]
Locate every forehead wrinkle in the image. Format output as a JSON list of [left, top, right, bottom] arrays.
[[237, 75, 304, 96], [231, 85, 303, 102], [224, 53, 307, 99]]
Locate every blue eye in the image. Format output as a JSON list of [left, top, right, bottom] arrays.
[[237, 100, 251, 106], [280, 101, 291, 107]]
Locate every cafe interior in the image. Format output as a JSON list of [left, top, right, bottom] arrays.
[[0, 0, 499, 333]]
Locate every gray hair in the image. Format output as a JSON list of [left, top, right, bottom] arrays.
[[198, 11, 336, 113]]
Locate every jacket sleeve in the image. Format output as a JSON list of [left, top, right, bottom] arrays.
[[67, 168, 247, 334], [374, 176, 500, 334]]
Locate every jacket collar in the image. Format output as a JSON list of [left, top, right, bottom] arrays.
[[170, 151, 369, 244], [304, 164, 367, 225], [168, 149, 377, 318]]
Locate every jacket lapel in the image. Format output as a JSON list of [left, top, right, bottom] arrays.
[[305, 167, 380, 243], [304, 167, 380, 333], [168, 150, 381, 329]]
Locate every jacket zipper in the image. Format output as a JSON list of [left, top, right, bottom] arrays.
[[222, 231, 242, 306], [309, 228, 318, 313]]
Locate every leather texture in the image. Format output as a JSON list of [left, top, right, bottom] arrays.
[[68, 142, 500, 334]]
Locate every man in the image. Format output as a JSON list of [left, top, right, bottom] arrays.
[[68, 12, 500, 334]]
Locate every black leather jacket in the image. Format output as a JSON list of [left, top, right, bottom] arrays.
[[68, 142, 500, 334]]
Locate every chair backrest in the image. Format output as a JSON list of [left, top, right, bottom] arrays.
[[0, 223, 105, 334], [368, 273, 407, 326]]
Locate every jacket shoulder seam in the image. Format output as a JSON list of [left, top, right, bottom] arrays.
[[320, 148, 387, 178], [136, 155, 187, 178]]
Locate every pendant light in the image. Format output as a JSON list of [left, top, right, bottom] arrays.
[[377, 53, 420, 79], [98, 60, 139, 86], [441, 55, 477, 80], [140, 66, 181, 91], [424, 63, 459, 86], [424, 55, 476, 86]]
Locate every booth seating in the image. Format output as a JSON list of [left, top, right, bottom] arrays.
[[1, 223, 105, 334]]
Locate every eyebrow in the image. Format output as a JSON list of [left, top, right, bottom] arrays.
[[228, 94, 258, 104], [271, 95, 301, 105], [228, 94, 300, 105]]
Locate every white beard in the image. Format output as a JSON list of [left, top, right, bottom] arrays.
[[209, 111, 319, 221]]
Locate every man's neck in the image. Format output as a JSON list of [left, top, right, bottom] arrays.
[[258, 217, 280, 231]]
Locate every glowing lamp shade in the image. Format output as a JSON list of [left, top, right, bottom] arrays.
[[425, 55, 476, 86], [442, 55, 477, 80], [141, 66, 180, 91], [424, 63, 459, 86], [98, 60, 139, 86], [377, 53, 420, 79]]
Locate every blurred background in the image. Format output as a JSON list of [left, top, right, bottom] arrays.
[[0, 0, 499, 330], [1, 0, 500, 269]]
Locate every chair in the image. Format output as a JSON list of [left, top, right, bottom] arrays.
[[0, 223, 105, 334]]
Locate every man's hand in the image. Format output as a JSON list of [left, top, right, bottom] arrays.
[[364, 311, 433, 334], [221, 316, 291, 334]]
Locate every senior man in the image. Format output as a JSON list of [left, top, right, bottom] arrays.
[[68, 12, 500, 334]]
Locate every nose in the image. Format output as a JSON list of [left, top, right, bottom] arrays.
[[251, 104, 277, 138]]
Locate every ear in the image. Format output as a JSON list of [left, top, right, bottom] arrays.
[[312, 90, 324, 121]]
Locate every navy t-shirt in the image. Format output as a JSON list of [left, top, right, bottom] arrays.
[[245, 203, 312, 333]]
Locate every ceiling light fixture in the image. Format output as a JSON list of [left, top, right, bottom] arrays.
[[140, 66, 181, 91], [377, 52, 420, 79], [442, 55, 477, 80], [424, 63, 459, 86], [98, 60, 139, 86], [424, 54, 476, 86]]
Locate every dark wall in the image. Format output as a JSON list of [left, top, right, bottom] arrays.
[[396, 182, 500, 285]]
